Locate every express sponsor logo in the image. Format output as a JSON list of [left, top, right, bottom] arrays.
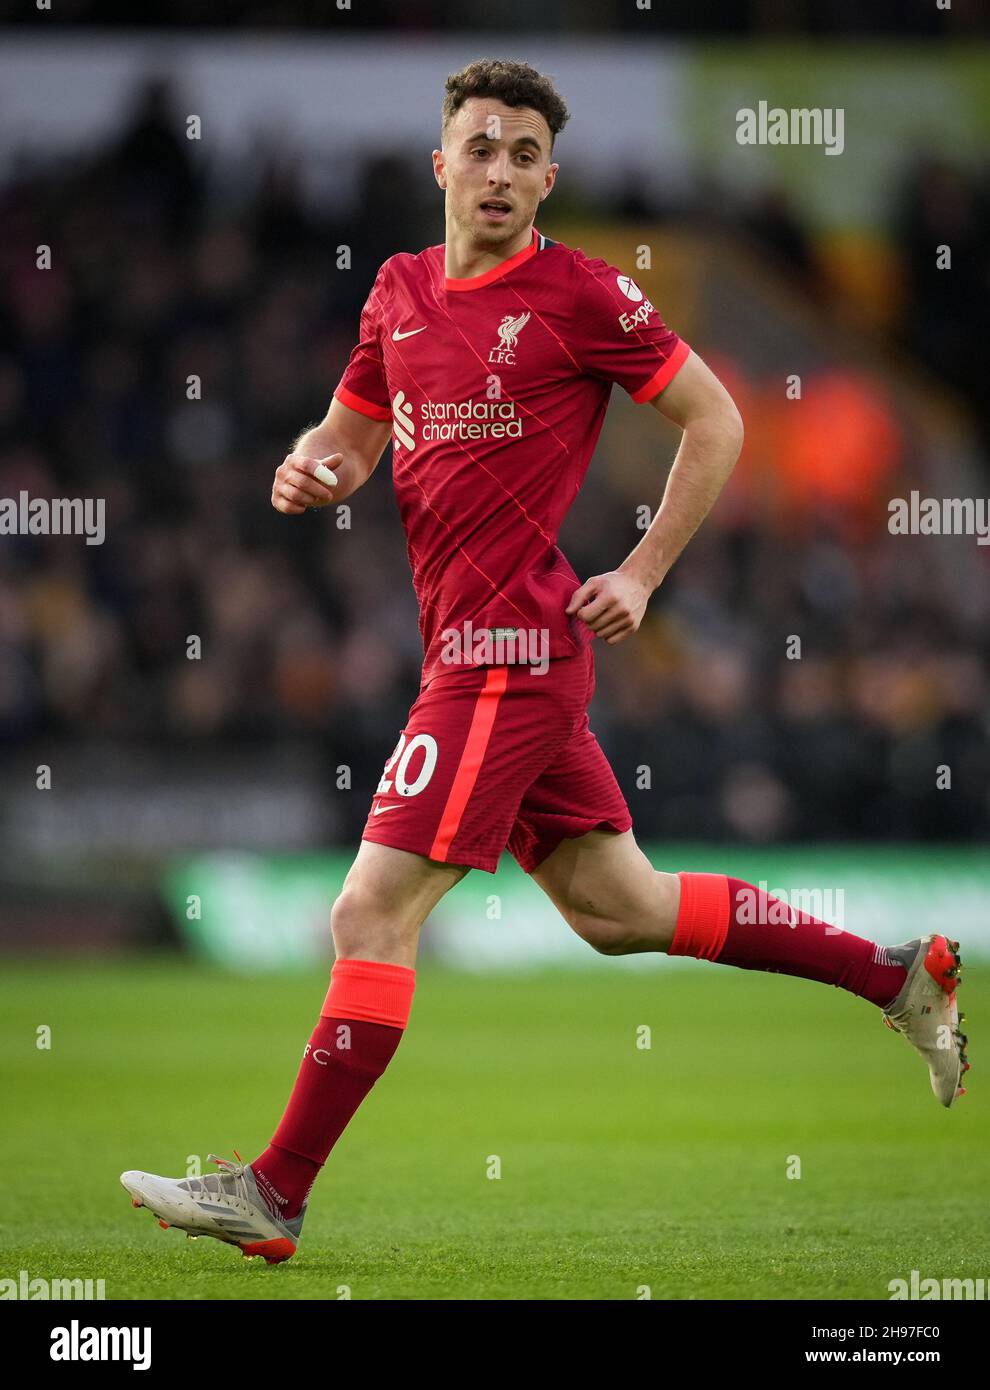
[[616, 275, 643, 301], [614, 274, 658, 333], [618, 298, 656, 333]]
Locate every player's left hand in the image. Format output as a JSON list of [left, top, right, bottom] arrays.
[[565, 569, 653, 644]]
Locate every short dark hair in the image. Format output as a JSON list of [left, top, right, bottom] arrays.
[[441, 59, 570, 153]]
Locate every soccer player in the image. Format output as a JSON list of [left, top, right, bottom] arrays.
[[122, 59, 969, 1264]]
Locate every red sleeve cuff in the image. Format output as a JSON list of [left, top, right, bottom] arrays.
[[334, 384, 391, 421], [630, 339, 691, 403]]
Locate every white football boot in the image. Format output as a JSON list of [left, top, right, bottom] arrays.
[[121, 1153, 304, 1264], [882, 934, 969, 1107]]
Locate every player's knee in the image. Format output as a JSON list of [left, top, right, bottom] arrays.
[[568, 909, 640, 957], [330, 887, 411, 959], [588, 930, 640, 957]]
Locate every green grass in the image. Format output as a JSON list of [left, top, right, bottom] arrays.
[[1, 957, 987, 1300]]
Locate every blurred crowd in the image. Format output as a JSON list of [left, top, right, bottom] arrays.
[[0, 83, 987, 844], [1, 0, 985, 37]]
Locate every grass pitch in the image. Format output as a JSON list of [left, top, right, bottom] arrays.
[[2, 957, 987, 1300]]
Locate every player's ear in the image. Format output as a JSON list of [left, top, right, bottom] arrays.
[[432, 148, 447, 189]]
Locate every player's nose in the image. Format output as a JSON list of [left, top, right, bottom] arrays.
[[486, 155, 512, 186]]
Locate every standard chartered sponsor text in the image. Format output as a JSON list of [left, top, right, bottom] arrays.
[[421, 400, 523, 441]]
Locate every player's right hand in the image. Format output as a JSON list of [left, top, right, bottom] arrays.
[[271, 452, 342, 514]]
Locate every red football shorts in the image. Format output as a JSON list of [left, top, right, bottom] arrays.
[[360, 646, 632, 874]]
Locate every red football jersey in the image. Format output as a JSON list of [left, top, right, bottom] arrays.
[[334, 227, 690, 683]]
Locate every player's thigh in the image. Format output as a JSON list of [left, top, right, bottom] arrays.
[[530, 828, 679, 954], [332, 839, 469, 962]]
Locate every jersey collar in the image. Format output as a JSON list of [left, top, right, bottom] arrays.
[[444, 227, 540, 292]]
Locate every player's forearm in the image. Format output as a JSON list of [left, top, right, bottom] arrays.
[[618, 409, 743, 592]]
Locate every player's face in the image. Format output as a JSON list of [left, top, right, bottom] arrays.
[[434, 98, 558, 248]]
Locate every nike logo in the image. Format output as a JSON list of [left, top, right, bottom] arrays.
[[372, 802, 401, 815], [392, 325, 427, 341]]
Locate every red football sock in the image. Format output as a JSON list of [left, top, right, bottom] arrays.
[[251, 958, 415, 1219], [669, 873, 907, 1008]]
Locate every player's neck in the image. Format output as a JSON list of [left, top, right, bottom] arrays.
[[444, 222, 535, 282]]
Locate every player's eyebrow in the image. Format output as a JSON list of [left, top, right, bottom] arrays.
[[464, 130, 544, 153]]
